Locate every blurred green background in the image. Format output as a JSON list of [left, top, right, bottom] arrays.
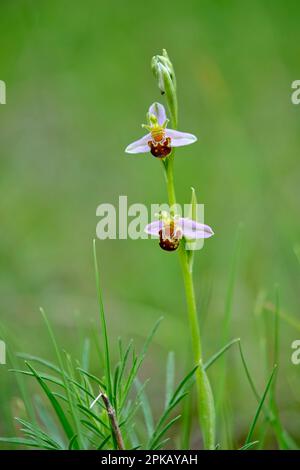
[[0, 0, 300, 448]]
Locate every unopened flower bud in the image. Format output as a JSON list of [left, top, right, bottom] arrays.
[[151, 50, 178, 128], [151, 49, 176, 94]]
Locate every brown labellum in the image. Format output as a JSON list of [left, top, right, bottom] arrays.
[[148, 137, 172, 158], [158, 227, 180, 252]]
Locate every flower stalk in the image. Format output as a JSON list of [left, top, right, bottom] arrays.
[[125, 50, 216, 449], [152, 51, 216, 449]]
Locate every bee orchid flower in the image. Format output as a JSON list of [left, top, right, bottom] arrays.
[[125, 102, 197, 158], [145, 212, 214, 251]]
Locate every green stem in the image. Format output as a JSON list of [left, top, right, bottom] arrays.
[[164, 157, 177, 208], [164, 156, 216, 450]]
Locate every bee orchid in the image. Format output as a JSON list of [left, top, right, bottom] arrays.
[[145, 212, 214, 251], [125, 102, 197, 158]]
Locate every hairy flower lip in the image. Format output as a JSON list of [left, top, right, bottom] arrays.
[[148, 137, 172, 158], [125, 102, 197, 156]]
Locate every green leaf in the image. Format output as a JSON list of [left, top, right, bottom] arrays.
[[165, 351, 175, 408], [171, 364, 198, 405], [150, 415, 181, 450], [204, 338, 240, 371], [80, 420, 105, 439], [93, 240, 112, 402], [67, 376, 95, 400], [0, 437, 41, 448], [120, 380, 149, 428], [238, 342, 260, 402], [120, 317, 163, 411], [138, 317, 163, 366], [148, 364, 197, 449], [15, 417, 63, 450], [135, 378, 154, 439], [77, 368, 106, 389], [68, 434, 78, 450], [118, 339, 133, 392], [77, 403, 109, 430], [17, 353, 60, 374], [52, 392, 69, 403], [216, 226, 242, 410], [40, 308, 82, 449], [97, 435, 111, 450], [25, 362, 76, 445], [239, 441, 259, 450], [113, 363, 120, 409], [245, 365, 277, 445], [238, 341, 298, 450], [9, 369, 65, 388], [180, 391, 192, 450], [34, 395, 64, 447], [0, 324, 36, 428], [152, 437, 170, 450]]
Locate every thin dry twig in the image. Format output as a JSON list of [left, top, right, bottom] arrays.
[[90, 390, 125, 450]]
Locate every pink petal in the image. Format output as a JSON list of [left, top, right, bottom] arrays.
[[166, 129, 197, 147], [144, 220, 163, 236], [148, 102, 167, 126], [125, 133, 151, 154], [178, 218, 214, 239]]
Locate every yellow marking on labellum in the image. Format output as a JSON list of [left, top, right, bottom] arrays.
[[150, 126, 166, 143]]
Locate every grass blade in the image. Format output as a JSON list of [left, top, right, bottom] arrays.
[[39, 308, 82, 449], [216, 226, 242, 412], [9, 369, 65, 388], [239, 441, 259, 450], [97, 435, 111, 450], [180, 390, 192, 450], [77, 368, 106, 389], [120, 317, 163, 411], [93, 240, 112, 401], [135, 378, 154, 439], [0, 437, 42, 448], [245, 365, 277, 445], [171, 364, 198, 405], [238, 342, 260, 402], [150, 415, 181, 450], [204, 338, 240, 371], [77, 403, 109, 430], [25, 362, 75, 444], [68, 434, 78, 450], [165, 351, 175, 408]]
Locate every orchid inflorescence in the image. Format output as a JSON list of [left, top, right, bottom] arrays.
[[125, 49, 216, 450], [125, 79, 214, 253]]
